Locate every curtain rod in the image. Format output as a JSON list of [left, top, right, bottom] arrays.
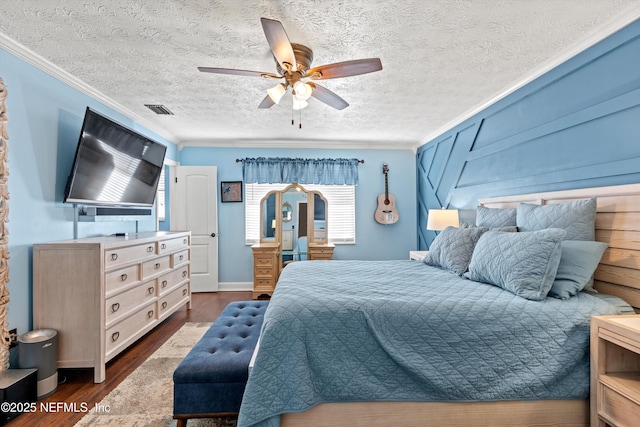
[[236, 158, 364, 163]]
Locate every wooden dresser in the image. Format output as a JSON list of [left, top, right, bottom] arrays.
[[32, 231, 191, 383], [251, 242, 280, 300], [590, 315, 640, 426]]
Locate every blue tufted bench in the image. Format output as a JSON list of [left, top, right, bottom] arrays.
[[173, 300, 269, 427]]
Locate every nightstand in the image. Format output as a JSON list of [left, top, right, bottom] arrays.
[[409, 251, 427, 261], [590, 315, 640, 427]]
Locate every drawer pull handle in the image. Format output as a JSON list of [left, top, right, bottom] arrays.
[[155, 263, 161, 269], [147, 310, 154, 319], [161, 301, 168, 310], [179, 255, 184, 261], [162, 280, 168, 288], [161, 243, 167, 249], [111, 303, 120, 313], [147, 246, 154, 253], [110, 253, 118, 261], [182, 289, 188, 296], [183, 238, 187, 244], [120, 273, 127, 282], [111, 332, 120, 342], [182, 271, 187, 278], [147, 286, 154, 295]]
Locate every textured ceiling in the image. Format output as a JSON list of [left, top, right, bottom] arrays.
[[0, 1, 638, 149]]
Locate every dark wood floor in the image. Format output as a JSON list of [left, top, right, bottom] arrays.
[[7, 291, 252, 427]]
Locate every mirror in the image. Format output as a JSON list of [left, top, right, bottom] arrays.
[[259, 184, 329, 259], [261, 192, 277, 241], [313, 193, 327, 242], [282, 202, 292, 222]]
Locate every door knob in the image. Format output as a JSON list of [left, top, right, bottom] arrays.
[[210, 232, 216, 238]]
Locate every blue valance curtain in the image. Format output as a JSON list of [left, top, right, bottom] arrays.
[[242, 157, 360, 185]]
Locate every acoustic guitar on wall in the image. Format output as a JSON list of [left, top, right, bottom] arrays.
[[374, 163, 399, 224]]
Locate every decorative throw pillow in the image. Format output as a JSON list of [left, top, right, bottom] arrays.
[[516, 198, 596, 240], [423, 226, 489, 275], [548, 240, 608, 299], [464, 228, 566, 301], [475, 206, 517, 228]]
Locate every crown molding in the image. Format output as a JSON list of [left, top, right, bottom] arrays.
[[0, 32, 179, 144], [178, 138, 417, 151], [415, 4, 640, 150]]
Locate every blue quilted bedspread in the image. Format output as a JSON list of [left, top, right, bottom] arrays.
[[237, 260, 629, 427]]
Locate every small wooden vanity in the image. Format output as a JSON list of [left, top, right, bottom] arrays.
[[251, 184, 334, 299]]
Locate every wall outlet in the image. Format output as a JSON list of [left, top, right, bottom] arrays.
[[8, 328, 17, 349]]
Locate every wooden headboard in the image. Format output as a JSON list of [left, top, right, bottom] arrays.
[[479, 183, 640, 313]]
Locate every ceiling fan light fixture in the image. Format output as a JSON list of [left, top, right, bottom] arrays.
[[267, 83, 286, 104], [293, 81, 312, 101], [292, 99, 308, 110]]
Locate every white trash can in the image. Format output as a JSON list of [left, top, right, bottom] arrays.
[[18, 329, 58, 399]]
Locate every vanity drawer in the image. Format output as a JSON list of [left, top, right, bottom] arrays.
[[105, 302, 157, 356], [105, 264, 139, 295], [254, 256, 274, 267], [105, 243, 156, 269], [172, 249, 189, 267], [158, 283, 190, 318], [142, 255, 171, 279], [158, 266, 190, 295], [255, 266, 274, 278], [158, 236, 189, 255], [105, 282, 156, 326]]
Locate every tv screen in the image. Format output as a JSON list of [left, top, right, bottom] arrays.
[[64, 108, 167, 207]]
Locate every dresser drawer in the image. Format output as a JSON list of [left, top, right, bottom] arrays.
[[105, 243, 156, 269], [105, 264, 140, 295], [255, 256, 274, 267], [158, 265, 190, 295], [158, 236, 189, 255], [142, 255, 171, 279], [598, 380, 640, 426], [172, 249, 189, 267], [105, 302, 157, 356], [158, 283, 190, 319], [105, 281, 156, 327], [255, 266, 274, 278], [254, 278, 275, 290]]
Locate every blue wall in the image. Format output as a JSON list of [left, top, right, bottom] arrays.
[[416, 19, 640, 250], [0, 49, 178, 338], [177, 147, 417, 284]]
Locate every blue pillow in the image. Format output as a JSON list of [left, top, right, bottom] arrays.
[[516, 198, 596, 240], [475, 206, 517, 228], [424, 226, 489, 275], [465, 228, 566, 301], [548, 240, 608, 300]]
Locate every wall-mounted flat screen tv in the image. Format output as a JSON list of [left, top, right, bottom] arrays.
[[64, 107, 167, 207]]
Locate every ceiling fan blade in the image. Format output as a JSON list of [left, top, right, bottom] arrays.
[[258, 95, 276, 109], [198, 67, 280, 79], [306, 58, 382, 80], [260, 17, 297, 72], [309, 83, 349, 110]]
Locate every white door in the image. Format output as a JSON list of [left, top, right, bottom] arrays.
[[171, 166, 218, 292]]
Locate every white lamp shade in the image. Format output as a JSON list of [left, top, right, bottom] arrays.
[[293, 81, 312, 101], [292, 98, 308, 110], [271, 219, 277, 229], [427, 209, 459, 231], [267, 83, 286, 104]]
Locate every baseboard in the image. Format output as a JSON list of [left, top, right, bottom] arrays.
[[217, 282, 253, 292]]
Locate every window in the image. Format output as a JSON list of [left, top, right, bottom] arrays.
[[245, 183, 356, 244]]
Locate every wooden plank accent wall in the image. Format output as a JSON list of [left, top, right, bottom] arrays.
[[480, 183, 640, 312]]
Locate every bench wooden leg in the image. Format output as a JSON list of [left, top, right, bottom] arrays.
[[176, 417, 188, 427]]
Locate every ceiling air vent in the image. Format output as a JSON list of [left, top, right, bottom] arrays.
[[145, 104, 174, 115]]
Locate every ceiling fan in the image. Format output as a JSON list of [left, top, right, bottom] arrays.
[[198, 17, 383, 113]]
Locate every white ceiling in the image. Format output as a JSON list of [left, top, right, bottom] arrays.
[[0, 1, 638, 150]]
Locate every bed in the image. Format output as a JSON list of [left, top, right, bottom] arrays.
[[238, 183, 640, 427]]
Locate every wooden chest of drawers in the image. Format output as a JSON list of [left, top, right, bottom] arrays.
[[251, 242, 279, 300], [33, 231, 191, 383]]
